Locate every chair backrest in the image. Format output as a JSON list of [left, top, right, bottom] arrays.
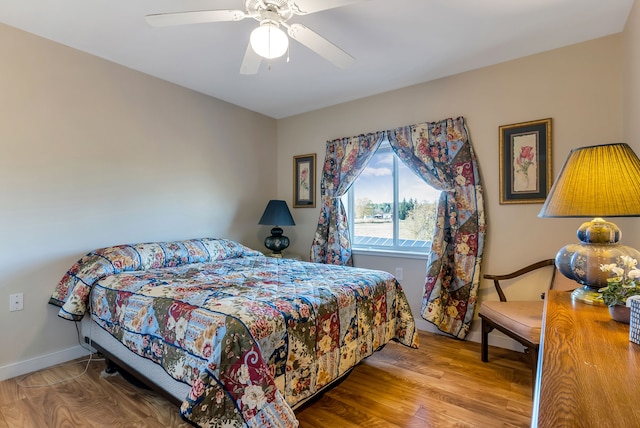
[[484, 259, 578, 302]]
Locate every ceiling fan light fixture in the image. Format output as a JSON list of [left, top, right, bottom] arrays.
[[250, 21, 289, 59]]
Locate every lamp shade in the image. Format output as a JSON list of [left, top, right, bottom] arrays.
[[250, 22, 289, 59], [539, 143, 640, 218], [259, 200, 295, 226]]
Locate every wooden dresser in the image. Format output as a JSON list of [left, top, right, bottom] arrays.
[[531, 290, 640, 427]]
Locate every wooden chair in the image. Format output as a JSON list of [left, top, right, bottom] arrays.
[[478, 259, 578, 384]]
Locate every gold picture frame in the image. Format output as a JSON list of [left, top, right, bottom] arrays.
[[293, 153, 316, 208], [499, 118, 552, 204]]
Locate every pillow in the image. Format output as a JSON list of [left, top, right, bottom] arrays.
[[49, 238, 262, 320]]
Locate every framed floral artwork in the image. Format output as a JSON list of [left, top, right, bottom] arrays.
[[293, 153, 316, 208], [499, 118, 552, 204]]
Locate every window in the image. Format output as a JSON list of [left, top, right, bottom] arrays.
[[343, 141, 441, 255]]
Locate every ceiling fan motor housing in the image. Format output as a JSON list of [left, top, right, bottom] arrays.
[[246, 0, 294, 22]]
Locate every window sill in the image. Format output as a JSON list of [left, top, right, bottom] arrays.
[[351, 248, 429, 260]]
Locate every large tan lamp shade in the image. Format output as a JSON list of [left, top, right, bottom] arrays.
[[538, 143, 640, 304]]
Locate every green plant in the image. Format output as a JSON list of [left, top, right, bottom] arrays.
[[598, 256, 640, 306]]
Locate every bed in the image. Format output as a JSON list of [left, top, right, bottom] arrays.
[[49, 238, 418, 427]]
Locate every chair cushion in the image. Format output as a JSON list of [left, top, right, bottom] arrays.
[[478, 300, 544, 344]]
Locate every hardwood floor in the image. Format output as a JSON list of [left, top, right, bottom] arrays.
[[297, 331, 532, 428], [0, 330, 532, 427]]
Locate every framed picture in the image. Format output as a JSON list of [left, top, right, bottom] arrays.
[[499, 118, 552, 204], [293, 153, 316, 208]]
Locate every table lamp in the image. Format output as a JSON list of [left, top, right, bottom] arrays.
[[538, 143, 640, 304], [259, 199, 295, 256]]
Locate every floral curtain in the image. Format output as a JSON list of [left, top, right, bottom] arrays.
[[310, 117, 485, 339], [387, 117, 485, 339], [310, 132, 385, 265]]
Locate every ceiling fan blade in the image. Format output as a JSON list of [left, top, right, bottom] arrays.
[[290, 0, 368, 15], [288, 24, 354, 69], [145, 10, 247, 27], [240, 42, 262, 75]]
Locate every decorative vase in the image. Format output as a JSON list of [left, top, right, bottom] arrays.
[[609, 304, 631, 323]]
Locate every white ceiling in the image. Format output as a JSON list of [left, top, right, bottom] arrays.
[[1, 0, 634, 119]]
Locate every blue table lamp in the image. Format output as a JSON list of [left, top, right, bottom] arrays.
[[259, 200, 295, 256]]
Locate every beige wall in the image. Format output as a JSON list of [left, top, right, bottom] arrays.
[[0, 24, 277, 379], [622, 0, 640, 271], [625, 0, 640, 145], [278, 33, 637, 345]]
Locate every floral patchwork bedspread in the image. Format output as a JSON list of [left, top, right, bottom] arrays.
[[49, 238, 418, 427]]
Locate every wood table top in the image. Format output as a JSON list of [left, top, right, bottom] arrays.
[[532, 290, 640, 427]]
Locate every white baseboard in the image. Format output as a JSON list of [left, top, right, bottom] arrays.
[[415, 319, 525, 353], [465, 329, 525, 353], [0, 345, 90, 382]]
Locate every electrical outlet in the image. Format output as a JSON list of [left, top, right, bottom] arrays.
[[395, 268, 403, 281], [9, 293, 23, 312]]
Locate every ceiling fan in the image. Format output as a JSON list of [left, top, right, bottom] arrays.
[[145, 0, 366, 74]]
